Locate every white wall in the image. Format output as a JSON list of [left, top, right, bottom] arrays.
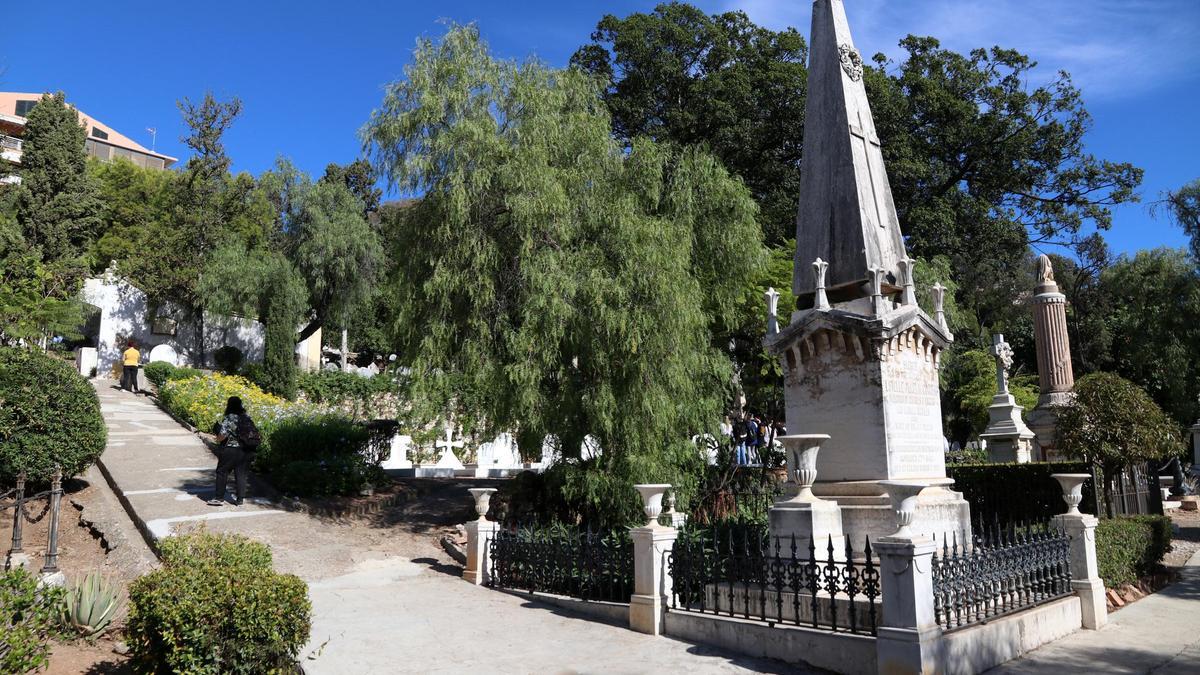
[[82, 273, 264, 377]]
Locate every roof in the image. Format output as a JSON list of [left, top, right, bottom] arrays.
[[0, 91, 177, 166]]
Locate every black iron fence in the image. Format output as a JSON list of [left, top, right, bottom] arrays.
[[931, 520, 1072, 632], [1, 469, 64, 574], [1102, 463, 1163, 518], [488, 525, 634, 603], [668, 524, 880, 635]]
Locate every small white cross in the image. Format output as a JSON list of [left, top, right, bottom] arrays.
[[436, 424, 465, 456]]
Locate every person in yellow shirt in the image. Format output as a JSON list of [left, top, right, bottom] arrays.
[[121, 342, 141, 393]]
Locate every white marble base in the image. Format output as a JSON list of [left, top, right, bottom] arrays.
[[982, 393, 1035, 464], [769, 499, 845, 560]]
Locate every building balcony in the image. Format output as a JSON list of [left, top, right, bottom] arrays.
[[0, 135, 21, 151]]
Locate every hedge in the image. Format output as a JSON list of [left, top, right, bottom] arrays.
[[947, 461, 1095, 524], [143, 361, 203, 389], [1096, 515, 1173, 587], [0, 347, 107, 482], [127, 531, 311, 674]]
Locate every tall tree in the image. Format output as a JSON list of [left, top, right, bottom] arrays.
[[14, 92, 103, 263], [320, 159, 381, 216], [571, 3, 807, 245], [1163, 179, 1200, 262], [363, 24, 762, 524]]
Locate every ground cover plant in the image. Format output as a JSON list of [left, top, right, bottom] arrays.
[[0, 567, 66, 674]]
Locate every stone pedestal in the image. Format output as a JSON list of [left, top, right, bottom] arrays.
[[1191, 421, 1200, 466], [629, 525, 677, 635], [463, 519, 498, 585], [980, 393, 1035, 464], [1051, 513, 1106, 630], [874, 535, 943, 674]]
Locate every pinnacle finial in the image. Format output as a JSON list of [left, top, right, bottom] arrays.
[[812, 258, 830, 311], [765, 287, 781, 335]]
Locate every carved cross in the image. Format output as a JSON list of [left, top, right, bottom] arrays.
[[436, 424, 465, 459], [764, 287, 780, 335], [849, 109, 888, 229], [990, 334, 1014, 395], [812, 258, 830, 311]]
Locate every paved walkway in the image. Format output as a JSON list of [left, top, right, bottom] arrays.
[[990, 549, 1200, 674], [94, 382, 802, 674]]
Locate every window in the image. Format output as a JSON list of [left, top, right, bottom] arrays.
[[14, 100, 37, 117], [91, 127, 109, 140]]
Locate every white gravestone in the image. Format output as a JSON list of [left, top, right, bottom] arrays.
[[433, 425, 465, 470], [381, 433, 413, 472], [474, 433, 522, 477], [147, 343, 180, 366]]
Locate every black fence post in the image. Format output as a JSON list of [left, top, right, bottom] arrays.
[[9, 472, 25, 555], [39, 468, 62, 575]]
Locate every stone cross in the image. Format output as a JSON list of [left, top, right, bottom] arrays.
[[436, 423, 465, 461], [848, 109, 888, 229], [990, 334, 1014, 395], [812, 258, 831, 311], [898, 256, 917, 306], [932, 283, 949, 333], [867, 266, 886, 316], [764, 287, 780, 335]]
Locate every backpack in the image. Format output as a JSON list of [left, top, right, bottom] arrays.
[[235, 414, 262, 450]]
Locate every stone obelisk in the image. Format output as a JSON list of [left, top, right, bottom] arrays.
[[1026, 255, 1075, 460], [766, 0, 970, 546]]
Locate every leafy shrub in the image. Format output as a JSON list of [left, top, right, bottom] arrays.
[[296, 370, 406, 420], [60, 572, 122, 638], [127, 531, 311, 674], [1058, 373, 1183, 474], [260, 413, 385, 496], [240, 362, 268, 390], [144, 361, 175, 387], [144, 362, 204, 388], [947, 462, 1095, 524], [1, 567, 66, 674], [1096, 515, 1173, 587], [0, 347, 107, 482], [212, 346, 244, 374]]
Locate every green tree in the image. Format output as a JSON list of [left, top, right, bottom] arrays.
[[14, 92, 103, 263], [88, 158, 176, 272], [866, 37, 1142, 333], [571, 3, 807, 245], [940, 349, 1038, 442], [320, 159, 381, 215], [1098, 248, 1200, 425], [1163, 179, 1200, 261], [1057, 372, 1182, 483], [362, 24, 762, 524]]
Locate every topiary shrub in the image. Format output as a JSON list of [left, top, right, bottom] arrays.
[[0, 347, 107, 482], [143, 361, 176, 388], [127, 530, 311, 674], [0, 567, 66, 674], [1096, 515, 1173, 587]]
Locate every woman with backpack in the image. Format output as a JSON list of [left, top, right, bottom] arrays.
[[208, 396, 260, 506]]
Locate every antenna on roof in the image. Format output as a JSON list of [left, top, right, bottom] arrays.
[[146, 127, 157, 152]]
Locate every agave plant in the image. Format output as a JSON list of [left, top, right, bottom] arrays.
[[60, 572, 123, 638]]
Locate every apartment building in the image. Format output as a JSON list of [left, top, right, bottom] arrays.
[[0, 92, 177, 174]]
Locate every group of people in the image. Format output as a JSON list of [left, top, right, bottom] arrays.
[[722, 412, 785, 466]]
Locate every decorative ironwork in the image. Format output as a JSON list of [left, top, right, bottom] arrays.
[[2, 469, 63, 571], [932, 519, 1072, 632], [668, 524, 879, 635], [487, 525, 634, 603]]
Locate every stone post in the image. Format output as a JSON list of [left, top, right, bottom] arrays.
[[629, 484, 677, 636], [1028, 255, 1075, 457], [1191, 419, 1200, 467], [769, 435, 844, 560], [1051, 474, 1107, 630], [463, 488, 499, 586], [875, 480, 943, 674]]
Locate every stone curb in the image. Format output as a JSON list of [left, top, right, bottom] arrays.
[[94, 450, 165, 557]]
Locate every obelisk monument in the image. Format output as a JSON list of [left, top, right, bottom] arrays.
[[766, 0, 970, 545], [1026, 255, 1075, 460]]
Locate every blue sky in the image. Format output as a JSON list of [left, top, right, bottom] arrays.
[[4, 0, 1198, 255]]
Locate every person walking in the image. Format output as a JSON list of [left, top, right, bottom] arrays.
[[208, 396, 261, 507], [121, 341, 141, 393], [733, 414, 748, 466], [745, 415, 760, 466]]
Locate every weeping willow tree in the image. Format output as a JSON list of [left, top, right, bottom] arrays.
[[362, 24, 763, 526]]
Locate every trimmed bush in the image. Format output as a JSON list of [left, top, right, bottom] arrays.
[[127, 531, 311, 674], [1096, 515, 1173, 587], [260, 413, 385, 497], [947, 461, 1095, 524], [0, 347, 107, 482], [143, 361, 203, 388], [212, 346, 244, 374], [1, 567, 66, 674]]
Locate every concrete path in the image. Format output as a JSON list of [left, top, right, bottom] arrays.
[[989, 550, 1200, 674], [94, 382, 804, 674]]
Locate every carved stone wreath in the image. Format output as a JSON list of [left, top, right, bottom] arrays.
[[839, 44, 864, 81]]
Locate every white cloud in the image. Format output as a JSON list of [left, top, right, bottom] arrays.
[[706, 0, 1200, 100]]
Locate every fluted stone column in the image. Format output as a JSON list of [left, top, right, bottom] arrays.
[[1028, 255, 1075, 459]]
